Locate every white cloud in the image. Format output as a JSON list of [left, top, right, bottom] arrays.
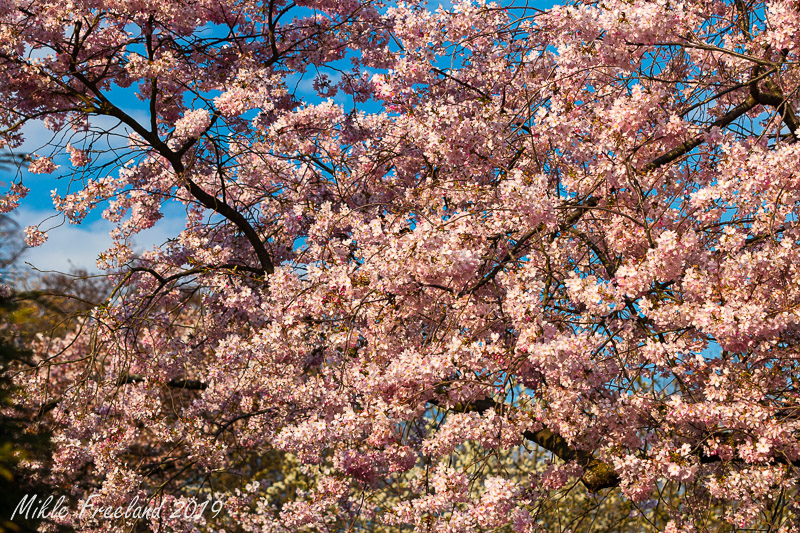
[[13, 109, 150, 156], [19, 213, 113, 273], [9, 207, 186, 274]]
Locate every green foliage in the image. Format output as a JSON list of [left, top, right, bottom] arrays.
[[0, 296, 59, 533]]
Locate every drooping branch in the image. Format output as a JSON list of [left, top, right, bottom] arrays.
[[757, 78, 800, 143], [175, 161, 276, 277], [36, 377, 208, 417]]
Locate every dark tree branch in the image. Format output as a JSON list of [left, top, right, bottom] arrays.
[[64, 69, 275, 278], [116, 375, 207, 390], [434, 396, 619, 491], [642, 94, 759, 173]]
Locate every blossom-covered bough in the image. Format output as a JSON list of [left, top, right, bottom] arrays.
[[2, 0, 800, 530]]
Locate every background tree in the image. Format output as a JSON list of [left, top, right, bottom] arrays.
[[0, 154, 27, 277], [0, 295, 59, 533], [1, 0, 800, 530], [0, 205, 65, 533]]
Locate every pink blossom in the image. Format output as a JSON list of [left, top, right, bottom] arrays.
[[27, 155, 58, 174], [24, 226, 47, 246], [66, 142, 91, 167], [171, 108, 211, 144], [0, 182, 28, 213]]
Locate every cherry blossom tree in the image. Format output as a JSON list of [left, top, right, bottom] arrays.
[[2, 0, 800, 529]]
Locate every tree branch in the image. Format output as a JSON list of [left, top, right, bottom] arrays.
[[116, 375, 207, 390], [642, 94, 759, 173], [435, 396, 620, 491], [459, 196, 600, 297], [66, 70, 275, 278]]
